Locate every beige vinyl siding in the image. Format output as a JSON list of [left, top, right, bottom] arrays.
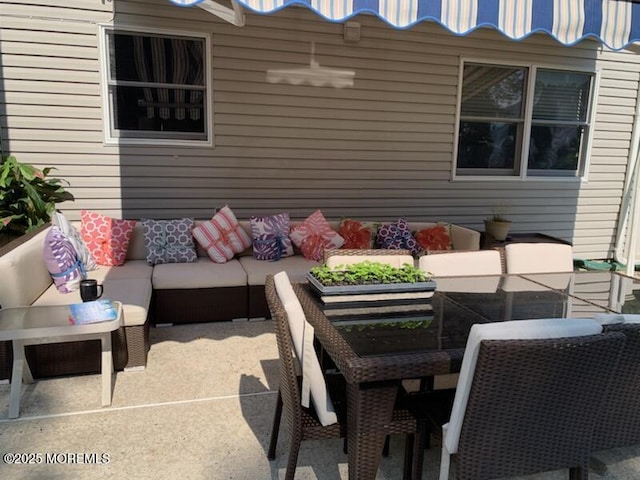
[[2, 0, 640, 260]]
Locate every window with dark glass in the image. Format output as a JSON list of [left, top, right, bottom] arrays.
[[456, 62, 593, 178], [105, 30, 207, 142]]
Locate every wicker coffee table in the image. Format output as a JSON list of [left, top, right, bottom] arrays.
[[0, 302, 122, 418]]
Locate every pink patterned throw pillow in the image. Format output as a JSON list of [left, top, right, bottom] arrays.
[[192, 206, 252, 263], [376, 218, 421, 255], [250, 212, 294, 261], [80, 210, 137, 267], [290, 210, 344, 261], [43, 226, 87, 293]]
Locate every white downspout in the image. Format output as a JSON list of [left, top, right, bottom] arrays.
[[614, 74, 640, 274]]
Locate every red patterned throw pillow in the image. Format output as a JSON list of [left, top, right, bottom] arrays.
[[289, 210, 344, 261], [80, 210, 137, 267], [192, 206, 252, 263], [414, 223, 453, 252], [338, 219, 378, 249]]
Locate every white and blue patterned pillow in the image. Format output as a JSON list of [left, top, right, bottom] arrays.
[[376, 218, 421, 255], [52, 210, 98, 271], [250, 213, 294, 261], [43, 226, 87, 293], [142, 218, 197, 265]]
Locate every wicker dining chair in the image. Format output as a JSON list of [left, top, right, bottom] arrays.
[[434, 318, 625, 480], [265, 274, 425, 480], [590, 314, 640, 454]]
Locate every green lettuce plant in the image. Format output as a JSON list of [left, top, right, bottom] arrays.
[[0, 155, 74, 236], [309, 261, 431, 286]]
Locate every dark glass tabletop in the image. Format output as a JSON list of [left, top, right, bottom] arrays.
[[314, 274, 615, 358]]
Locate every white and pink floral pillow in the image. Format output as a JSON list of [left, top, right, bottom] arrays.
[[192, 206, 252, 263], [80, 210, 137, 267], [289, 210, 344, 261], [250, 212, 294, 261]]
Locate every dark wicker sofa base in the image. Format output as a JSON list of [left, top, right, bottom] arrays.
[[153, 286, 248, 325], [249, 285, 270, 320], [0, 322, 150, 381]]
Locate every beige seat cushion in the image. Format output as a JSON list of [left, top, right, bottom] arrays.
[[152, 258, 247, 289], [33, 278, 151, 327], [238, 255, 320, 286], [89, 260, 153, 282]]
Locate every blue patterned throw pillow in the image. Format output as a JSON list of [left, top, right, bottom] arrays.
[[142, 218, 198, 265], [376, 218, 421, 255]]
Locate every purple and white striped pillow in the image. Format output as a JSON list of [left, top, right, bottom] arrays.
[[43, 226, 87, 293]]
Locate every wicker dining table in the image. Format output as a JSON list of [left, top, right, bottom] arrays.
[[291, 271, 640, 480]]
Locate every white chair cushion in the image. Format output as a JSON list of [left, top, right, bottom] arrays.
[[435, 276, 501, 293], [419, 250, 502, 277], [593, 313, 640, 325], [326, 254, 414, 269], [505, 243, 574, 274], [443, 317, 602, 455], [274, 271, 337, 426], [502, 273, 572, 292]]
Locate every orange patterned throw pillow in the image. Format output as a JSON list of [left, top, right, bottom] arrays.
[[289, 210, 344, 261], [338, 219, 378, 249], [80, 210, 137, 266], [414, 223, 453, 252]]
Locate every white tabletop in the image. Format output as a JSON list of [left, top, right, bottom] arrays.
[[0, 302, 122, 341]]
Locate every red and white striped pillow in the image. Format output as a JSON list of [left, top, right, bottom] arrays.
[[192, 206, 252, 263]]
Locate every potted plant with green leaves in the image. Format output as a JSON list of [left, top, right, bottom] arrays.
[[0, 155, 74, 247], [484, 208, 512, 242]]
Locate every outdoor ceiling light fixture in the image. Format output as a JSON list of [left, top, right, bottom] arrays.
[[266, 42, 355, 89]]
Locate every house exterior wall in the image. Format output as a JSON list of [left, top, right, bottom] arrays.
[[1, 0, 639, 259]]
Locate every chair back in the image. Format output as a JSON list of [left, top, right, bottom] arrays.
[[419, 250, 502, 277], [265, 275, 306, 430], [505, 242, 574, 274], [591, 314, 640, 452], [324, 248, 413, 268], [444, 318, 624, 480], [270, 272, 338, 426]]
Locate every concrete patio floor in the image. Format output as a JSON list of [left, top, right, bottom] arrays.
[[0, 320, 638, 480]]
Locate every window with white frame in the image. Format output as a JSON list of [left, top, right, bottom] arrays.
[[102, 27, 211, 145], [455, 61, 595, 178]]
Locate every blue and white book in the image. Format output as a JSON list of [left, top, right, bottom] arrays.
[[69, 299, 118, 325]]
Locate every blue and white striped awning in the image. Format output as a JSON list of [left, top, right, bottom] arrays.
[[171, 0, 640, 51]]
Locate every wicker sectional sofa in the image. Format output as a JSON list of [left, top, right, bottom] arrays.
[[0, 219, 480, 379]]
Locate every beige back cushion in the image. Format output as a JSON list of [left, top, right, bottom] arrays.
[[0, 228, 53, 307], [419, 250, 502, 277], [326, 254, 415, 269], [505, 243, 574, 274]]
